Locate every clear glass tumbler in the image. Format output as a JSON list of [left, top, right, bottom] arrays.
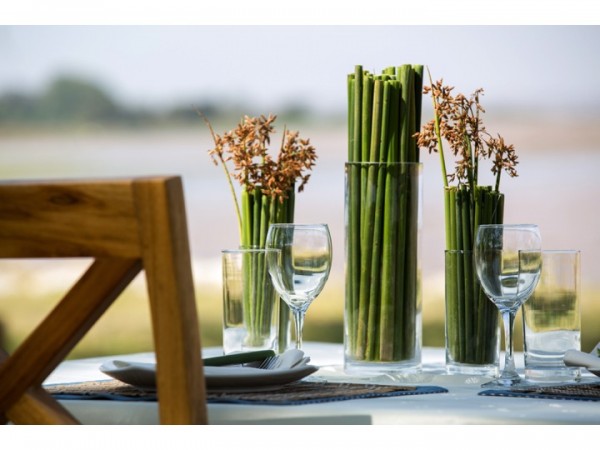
[[523, 250, 581, 382], [222, 248, 280, 354]]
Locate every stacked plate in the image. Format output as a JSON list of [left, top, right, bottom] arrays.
[[99, 349, 318, 391]]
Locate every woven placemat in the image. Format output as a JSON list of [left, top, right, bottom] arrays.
[[46, 380, 156, 401], [479, 382, 600, 402], [46, 379, 447, 406]]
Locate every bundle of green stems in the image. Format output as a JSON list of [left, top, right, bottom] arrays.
[[240, 188, 294, 349], [415, 76, 518, 365], [205, 114, 316, 351], [346, 64, 423, 362], [444, 186, 503, 364]]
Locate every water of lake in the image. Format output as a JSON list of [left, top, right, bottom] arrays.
[[1, 122, 599, 306]]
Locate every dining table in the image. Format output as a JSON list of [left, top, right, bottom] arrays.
[[43, 341, 600, 425]]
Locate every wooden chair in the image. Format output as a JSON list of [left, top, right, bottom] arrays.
[[0, 176, 207, 424]]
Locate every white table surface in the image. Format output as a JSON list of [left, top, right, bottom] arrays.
[[44, 342, 600, 425]]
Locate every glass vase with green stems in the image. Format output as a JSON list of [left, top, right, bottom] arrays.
[[344, 64, 424, 371], [415, 75, 519, 374], [204, 113, 317, 353]]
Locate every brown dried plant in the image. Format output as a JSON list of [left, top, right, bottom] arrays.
[[203, 113, 317, 204], [414, 79, 518, 191]]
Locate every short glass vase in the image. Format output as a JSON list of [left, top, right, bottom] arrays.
[[445, 249, 500, 376]]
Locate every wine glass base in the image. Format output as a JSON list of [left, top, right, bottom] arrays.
[[481, 376, 532, 389]]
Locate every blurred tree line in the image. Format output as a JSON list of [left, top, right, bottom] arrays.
[[0, 75, 318, 129]]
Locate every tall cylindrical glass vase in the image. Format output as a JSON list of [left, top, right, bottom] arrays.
[[344, 162, 422, 373]]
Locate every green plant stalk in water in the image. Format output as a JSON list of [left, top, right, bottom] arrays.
[[346, 64, 423, 363], [204, 114, 316, 351], [240, 187, 294, 349], [416, 72, 519, 366]]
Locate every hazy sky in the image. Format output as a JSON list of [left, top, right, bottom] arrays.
[[1, 26, 599, 114]]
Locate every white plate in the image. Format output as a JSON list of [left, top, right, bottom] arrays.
[[99, 360, 318, 391]]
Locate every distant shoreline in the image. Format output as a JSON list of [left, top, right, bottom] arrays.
[[1, 112, 598, 152]]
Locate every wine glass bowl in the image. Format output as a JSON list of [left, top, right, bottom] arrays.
[[474, 224, 542, 387], [265, 224, 332, 350]]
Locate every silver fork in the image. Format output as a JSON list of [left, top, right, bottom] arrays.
[[257, 355, 280, 370]]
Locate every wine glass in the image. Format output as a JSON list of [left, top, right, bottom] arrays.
[[474, 224, 542, 387], [265, 224, 332, 350]]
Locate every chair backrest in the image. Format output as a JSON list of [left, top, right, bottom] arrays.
[[0, 176, 207, 424]]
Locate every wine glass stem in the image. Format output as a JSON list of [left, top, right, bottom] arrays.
[[292, 309, 305, 350], [500, 309, 518, 378]]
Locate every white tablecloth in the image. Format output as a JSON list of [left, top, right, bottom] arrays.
[[44, 342, 600, 425]]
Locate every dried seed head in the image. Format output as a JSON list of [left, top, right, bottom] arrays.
[[414, 79, 518, 187], [205, 114, 317, 202]]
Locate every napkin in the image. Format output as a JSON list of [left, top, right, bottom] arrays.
[[201, 349, 311, 376], [265, 349, 308, 369], [564, 349, 600, 370]]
